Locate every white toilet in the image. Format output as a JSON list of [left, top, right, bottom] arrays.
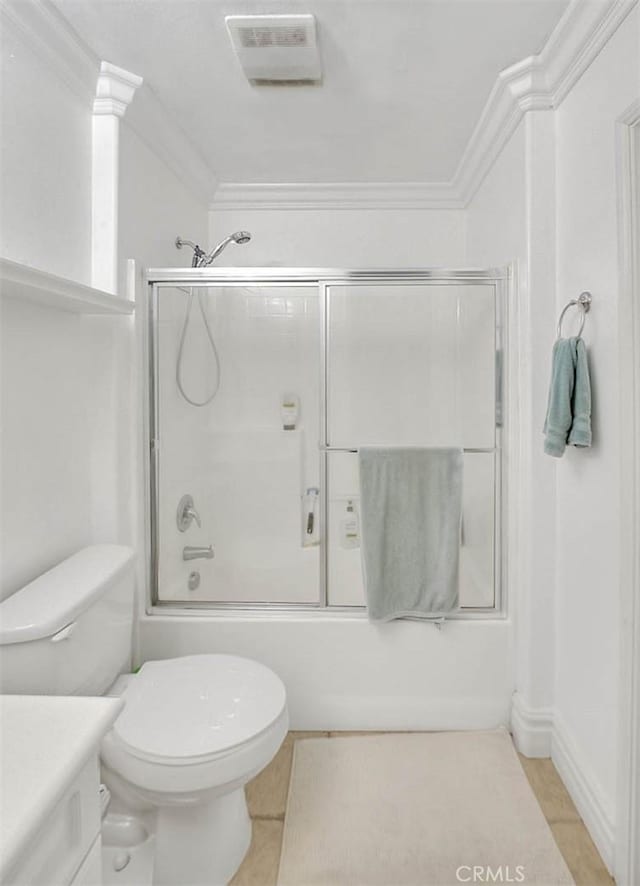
[[0, 545, 288, 886]]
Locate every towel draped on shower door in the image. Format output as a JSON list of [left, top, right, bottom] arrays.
[[358, 447, 463, 622]]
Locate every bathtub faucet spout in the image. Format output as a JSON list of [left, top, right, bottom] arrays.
[[183, 545, 214, 561]]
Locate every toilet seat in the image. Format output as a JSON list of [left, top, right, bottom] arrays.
[[112, 654, 287, 765], [100, 653, 288, 882]]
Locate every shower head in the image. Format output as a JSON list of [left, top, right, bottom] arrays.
[[202, 230, 252, 265], [175, 231, 252, 267]]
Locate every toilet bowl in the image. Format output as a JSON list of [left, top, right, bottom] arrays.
[[0, 546, 289, 886], [102, 654, 288, 886]]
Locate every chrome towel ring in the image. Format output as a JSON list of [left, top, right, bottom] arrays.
[[557, 291, 592, 339]]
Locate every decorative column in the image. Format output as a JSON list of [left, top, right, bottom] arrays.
[[92, 62, 142, 293]]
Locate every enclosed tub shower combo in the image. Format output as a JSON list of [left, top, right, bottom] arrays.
[[147, 264, 506, 618]]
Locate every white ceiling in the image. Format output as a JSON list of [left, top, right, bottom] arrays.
[[51, 0, 570, 184]]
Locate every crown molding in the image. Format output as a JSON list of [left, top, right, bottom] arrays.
[[540, 0, 638, 106], [0, 0, 97, 101], [210, 181, 464, 211], [451, 0, 639, 204], [93, 61, 142, 117], [2, 0, 216, 202], [125, 86, 218, 200], [450, 59, 540, 207], [4, 0, 635, 211], [211, 0, 636, 212]]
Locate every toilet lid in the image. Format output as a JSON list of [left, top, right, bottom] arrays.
[[113, 655, 287, 761]]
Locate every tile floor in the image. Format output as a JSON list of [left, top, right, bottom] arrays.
[[230, 732, 614, 886]]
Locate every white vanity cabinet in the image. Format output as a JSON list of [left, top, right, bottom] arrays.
[[0, 696, 122, 886]]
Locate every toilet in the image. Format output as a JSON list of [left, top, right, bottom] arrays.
[[0, 545, 288, 885]]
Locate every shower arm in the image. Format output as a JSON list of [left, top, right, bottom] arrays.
[[175, 237, 207, 268]]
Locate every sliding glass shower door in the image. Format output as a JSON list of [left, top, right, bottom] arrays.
[[325, 283, 498, 608], [149, 271, 503, 613], [152, 283, 321, 604]]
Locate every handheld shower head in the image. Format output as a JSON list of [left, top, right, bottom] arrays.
[[174, 231, 252, 267], [205, 231, 251, 263], [202, 230, 252, 265]]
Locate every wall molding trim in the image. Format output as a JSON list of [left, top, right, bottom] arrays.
[[615, 98, 640, 886], [552, 715, 616, 873], [209, 181, 465, 211], [91, 62, 142, 293], [510, 693, 553, 758]]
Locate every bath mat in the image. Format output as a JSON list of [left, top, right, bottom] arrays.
[[277, 731, 574, 886]]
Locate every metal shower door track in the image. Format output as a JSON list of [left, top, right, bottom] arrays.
[[147, 268, 505, 285]]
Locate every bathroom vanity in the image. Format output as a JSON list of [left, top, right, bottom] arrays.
[[0, 695, 123, 886]]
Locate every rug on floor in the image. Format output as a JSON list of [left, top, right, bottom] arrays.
[[277, 731, 574, 886]]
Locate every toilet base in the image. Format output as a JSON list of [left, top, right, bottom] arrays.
[[153, 788, 252, 886]]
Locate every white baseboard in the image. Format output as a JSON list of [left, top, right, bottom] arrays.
[[511, 697, 616, 873], [551, 716, 615, 874], [510, 693, 553, 757]]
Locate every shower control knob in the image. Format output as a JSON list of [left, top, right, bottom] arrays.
[[177, 494, 202, 532]]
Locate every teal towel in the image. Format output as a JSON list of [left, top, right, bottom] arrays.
[[358, 447, 463, 622], [543, 337, 592, 457]]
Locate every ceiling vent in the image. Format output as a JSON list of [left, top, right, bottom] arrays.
[[225, 14, 321, 85]]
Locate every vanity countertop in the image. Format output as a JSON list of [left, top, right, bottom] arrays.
[[0, 694, 123, 880]]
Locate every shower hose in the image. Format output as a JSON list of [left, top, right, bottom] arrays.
[[175, 288, 221, 407]]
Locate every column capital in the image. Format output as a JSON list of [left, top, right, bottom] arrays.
[[93, 61, 143, 117]]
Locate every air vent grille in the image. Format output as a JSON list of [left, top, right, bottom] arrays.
[[226, 14, 321, 84], [238, 26, 308, 49]]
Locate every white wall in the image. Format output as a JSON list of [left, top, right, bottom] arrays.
[[0, 17, 91, 282], [0, 298, 131, 598], [466, 124, 527, 271], [208, 207, 466, 268], [118, 125, 208, 294], [553, 5, 639, 865], [0, 15, 208, 599], [0, 16, 112, 597]]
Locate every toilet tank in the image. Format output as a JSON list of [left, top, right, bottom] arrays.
[[0, 545, 136, 696]]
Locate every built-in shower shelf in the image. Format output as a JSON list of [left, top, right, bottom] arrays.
[[0, 258, 135, 315]]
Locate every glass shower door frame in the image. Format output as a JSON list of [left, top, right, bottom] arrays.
[[322, 278, 504, 613], [147, 268, 506, 617], [148, 279, 324, 610]]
